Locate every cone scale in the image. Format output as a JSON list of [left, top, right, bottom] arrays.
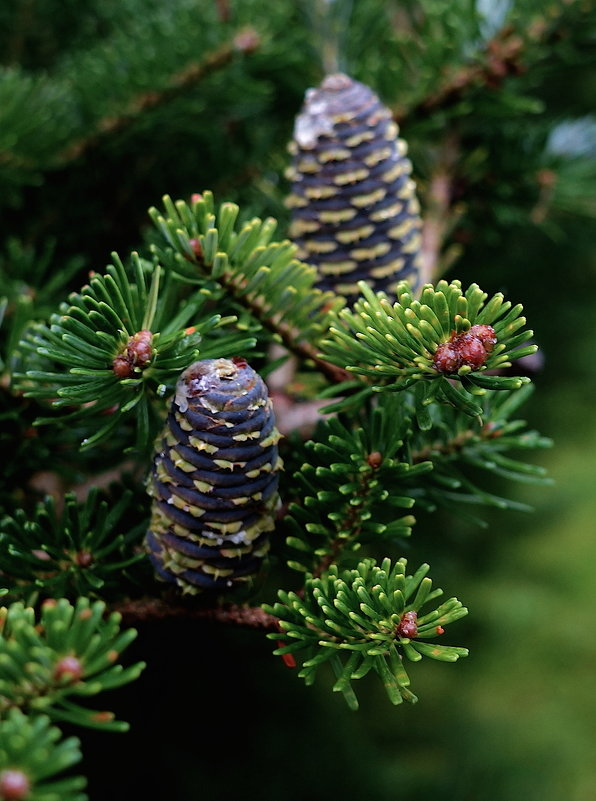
[[286, 73, 423, 303], [146, 358, 282, 594]]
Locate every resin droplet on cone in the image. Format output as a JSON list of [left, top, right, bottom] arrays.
[[146, 358, 282, 594], [286, 73, 423, 304]]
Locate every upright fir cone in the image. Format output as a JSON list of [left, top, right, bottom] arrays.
[[146, 358, 282, 594], [286, 73, 423, 304]]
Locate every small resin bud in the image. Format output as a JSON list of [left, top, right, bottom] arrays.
[[74, 550, 94, 568], [187, 238, 203, 261], [433, 325, 497, 373], [112, 329, 154, 377], [468, 324, 497, 352], [53, 655, 84, 683], [127, 330, 153, 367], [233, 27, 261, 53], [112, 354, 132, 378], [367, 451, 383, 468], [0, 770, 30, 801], [396, 610, 418, 638], [433, 342, 462, 374], [457, 331, 488, 369]]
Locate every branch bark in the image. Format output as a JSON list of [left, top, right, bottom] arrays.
[[113, 596, 278, 629], [56, 28, 261, 165]]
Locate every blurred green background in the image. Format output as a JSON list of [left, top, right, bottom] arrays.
[[2, 0, 595, 798]]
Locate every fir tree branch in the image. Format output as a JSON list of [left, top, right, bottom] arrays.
[[112, 597, 277, 630], [265, 557, 468, 709], [55, 27, 261, 166], [229, 288, 351, 384], [0, 710, 86, 801], [149, 193, 350, 383], [395, 25, 525, 123], [309, 456, 391, 580], [0, 598, 145, 732], [395, 2, 584, 124], [284, 406, 424, 575]]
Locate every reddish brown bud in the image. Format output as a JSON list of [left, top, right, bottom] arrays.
[[457, 332, 487, 369], [367, 451, 383, 468], [468, 324, 497, 352], [187, 238, 203, 261], [433, 342, 462, 373], [0, 770, 30, 801], [112, 355, 132, 378], [233, 27, 261, 53], [112, 330, 154, 377], [231, 356, 248, 369], [74, 550, 94, 568], [276, 642, 297, 668], [396, 610, 418, 639], [436, 626, 445, 635], [127, 330, 153, 367], [433, 325, 497, 373], [53, 655, 83, 683], [190, 193, 203, 204]]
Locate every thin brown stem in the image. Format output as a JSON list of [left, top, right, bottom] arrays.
[[216, 269, 352, 384], [113, 596, 278, 629], [396, 2, 584, 125], [55, 28, 261, 165], [396, 27, 526, 124], [311, 457, 380, 579]]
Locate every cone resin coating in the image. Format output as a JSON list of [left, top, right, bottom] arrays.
[[146, 358, 283, 594], [286, 73, 423, 303]]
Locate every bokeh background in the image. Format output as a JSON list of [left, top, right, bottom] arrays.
[[1, 1, 595, 799]]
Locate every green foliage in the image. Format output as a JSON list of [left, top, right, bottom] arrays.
[[265, 557, 468, 710], [284, 402, 430, 574], [0, 597, 145, 732], [0, 488, 146, 601], [0, 239, 85, 380], [320, 279, 536, 416], [406, 384, 554, 524], [149, 191, 345, 350], [0, 709, 86, 801], [15, 250, 252, 450]]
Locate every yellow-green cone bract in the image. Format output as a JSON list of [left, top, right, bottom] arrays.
[[146, 358, 282, 594], [286, 73, 423, 303]]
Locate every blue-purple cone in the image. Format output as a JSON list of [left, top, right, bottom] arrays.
[[286, 72, 423, 304], [146, 358, 283, 594]]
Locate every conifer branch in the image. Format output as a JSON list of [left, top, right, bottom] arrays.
[[112, 597, 277, 630], [149, 193, 349, 383], [320, 279, 536, 418], [0, 710, 86, 801], [55, 28, 261, 166], [265, 557, 468, 709], [0, 598, 145, 732], [284, 407, 426, 575], [395, 2, 585, 123]]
